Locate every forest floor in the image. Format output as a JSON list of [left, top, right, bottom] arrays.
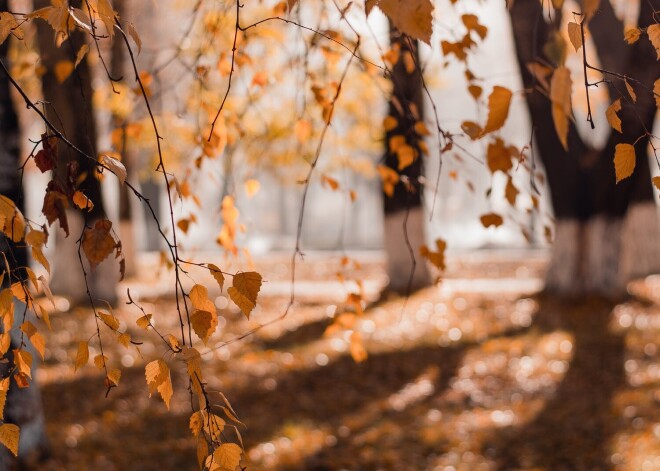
[[32, 250, 660, 471]]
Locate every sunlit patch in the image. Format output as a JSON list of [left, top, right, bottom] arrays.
[[387, 372, 436, 412]]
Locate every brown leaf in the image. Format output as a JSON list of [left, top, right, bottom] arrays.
[[624, 27, 641, 44], [550, 67, 572, 151], [82, 219, 117, 267], [461, 121, 482, 140], [145, 360, 173, 409], [567, 22, 582, 52], [228, 272, 262, 319], [205, 443, 242, 471], [652, 176, 660, 191], [208, 264, 225, 292], [624, 79, 636, 103], [42, 184, 69, 236], [614, 143, 636, 183], [74, 341, 89, 371], [487, 138, 512, 173], [190, 309, 218, 344]]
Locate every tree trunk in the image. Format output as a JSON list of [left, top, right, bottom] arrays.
[[509, 0, 660, 296], [0, 9, 49, 465], [35, 0, 119, 304], [382, 26, 430, 294]]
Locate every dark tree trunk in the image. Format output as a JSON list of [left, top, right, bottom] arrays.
[[35, 0, 118, 303], [0, 3, 49, 465], [509, 0, 660, 295], [382, 26, 430, 294]]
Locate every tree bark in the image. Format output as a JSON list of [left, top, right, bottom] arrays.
[[0, 6, 49, 464], [509, 0, 660, 296], [35, 0, 119, 304], [382, 27, 431, 294]]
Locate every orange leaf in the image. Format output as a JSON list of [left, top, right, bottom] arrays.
[[605, 99, 622, 133], [480, 86, 512, 135], [228, 272, 262, 319], [613, 143, 635, 183], [82, 219, 117, 267]]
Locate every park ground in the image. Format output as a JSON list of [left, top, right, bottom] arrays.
[[31, 250, 660, 471]]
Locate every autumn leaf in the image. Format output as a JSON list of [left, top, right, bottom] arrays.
[[461, 121, 482, 140], [82, 219, 117, 267], [96, 0, 117, 39], [0, 12, 22, 45], [614, 143, 636, 183], [0, 195, 26, 243], [105, 368, 121, 388], [72, 191, 94, 212], [322, 175, 340, 190], [136, 314, 152, 330], [74, 44, 89, 68], [652, 176, 660, 191], [75, 341, 89, 371], [126, 22, 142, 54], [191, 310, 217, 344], [480, 86, 513, 136], [189, 411, 203, 437], [205, 443, 242, 471], [244, 179, 260, 198], [567, 22, 582, 51], [99, 153, 127, 185], [42, 184, 69, 236], [208, 264, 225, 291], [0, 424, 19, 457], [480, 213, 504, 228], [145, 359, 173, 409], [605, 99, 622, 133], [13, 349, 32, 379], [34, 134, 57, 173], [98, 310, 120, 331], [368, 0, 434, 45], [349, 331, 368, 363], [190, 284, 216, 314], [228, 272, 262, 319], [383, 115, 398, 131], [378, 165, 399, 197], [20, 322, 45, 360], [550, 67, 572, 150], [94, 354, 108, 369], [0, 378, 8, 420], [647, 24, 660, 59]]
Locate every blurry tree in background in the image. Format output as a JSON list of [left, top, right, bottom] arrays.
[[510, 0, 660, 295]]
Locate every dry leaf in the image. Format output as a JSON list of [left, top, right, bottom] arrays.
[[54, 60, 73, 83], [99, 153, 127, 185], [75, 341, 89, 371], [567, 22, 582, 51], [228, 272, 262, 319], [624, 27, 640, 44], [550, 67, 572, 150], [145, 359, 173, 409], [614, 143, 635, 183], [647, 24, 660, 59], [208, 264, 225, 291], [82, 219, 117, 267], [205, 443, 242, 471], [72, 191, 94, 211], [624, 79, 636, 103], [190, 309, 217, 344], [368, 0, 434, 44], [605, 99, 622, 133], [0, 423, 19, 457]]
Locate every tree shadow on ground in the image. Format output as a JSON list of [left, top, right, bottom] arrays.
[[484, 296, 626, 471]]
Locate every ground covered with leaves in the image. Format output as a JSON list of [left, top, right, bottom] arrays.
[[33, 251, 660, 471]]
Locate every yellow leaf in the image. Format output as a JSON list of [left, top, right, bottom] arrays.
[[480, 213, 504, 228], [75, 341, 89, 371], [181, 347, 204, 404], [208, 264, 225, 292], [550, 67, 572, 150], [377, 165, 399, 197], [54, 60, 74, 83], [189, 284, 216, 314], [82, 219, 117, 267], [614, 143, 636, 183], [0, 195, 26, 243], [189, 411, 203, 437], [396, 144, 416, 171], [166, 334, 181, 352], [136, 314, 152, 330], [0, 423, 19, 457], [72, 190, 94, 211], [244, 179, 260, 198], [0, 378, 9, 420], [205, 443, 242, 471], [369, 0, 434, 44], [96, 0, 117, 39], [98, 310, 120, 331], [480, 86, 512, 135], [117, 332, 131, 348], [228, 272, 262, 319], [647, 24, 660, 59], [19, 322, 45, 360], [191, 309, 217, 344], [13, 349, 32, 379], [94, 354, 108, 369], [605, 99, 622, 133], [567, 22, 582, 52], [624, 27, 641, 44], [145, 359, 173, 409], [624, 79, 636, 103], [106, 368, 121, 387]]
